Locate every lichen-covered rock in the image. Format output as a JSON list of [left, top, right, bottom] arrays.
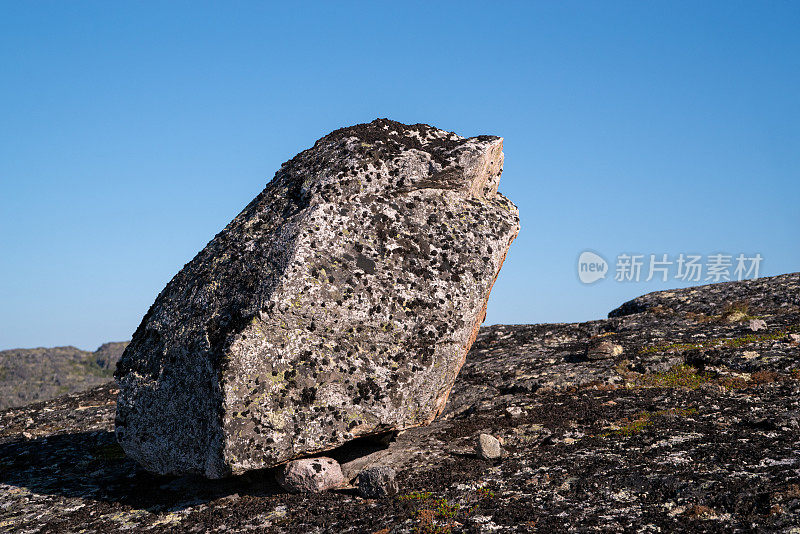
[[357, 466, 398, 498], [114, 119, 519, 478]]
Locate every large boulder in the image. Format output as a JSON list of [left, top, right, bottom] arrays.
[[114, 119, 519, 478]]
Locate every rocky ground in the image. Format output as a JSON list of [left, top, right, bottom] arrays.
[[0, 273, 798, 533], [0, 342, 128, 410]]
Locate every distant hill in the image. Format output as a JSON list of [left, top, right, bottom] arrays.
[[0, 342, 128, 409]]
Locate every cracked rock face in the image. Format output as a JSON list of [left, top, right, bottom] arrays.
[[114, 119, 519, 478]]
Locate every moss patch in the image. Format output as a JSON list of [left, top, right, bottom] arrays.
[[600, 407, 698, 438], [395, 489, 498, 533], [634, 365, 711, 389], [639, 326, 798, 356]]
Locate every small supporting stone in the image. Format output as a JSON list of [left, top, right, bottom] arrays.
[[277, 457, 344, 493]]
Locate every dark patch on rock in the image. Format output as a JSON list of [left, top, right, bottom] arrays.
[[355, 254, 376, 274]]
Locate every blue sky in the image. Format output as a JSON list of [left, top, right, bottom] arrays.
[[1, 2, 798, 350]]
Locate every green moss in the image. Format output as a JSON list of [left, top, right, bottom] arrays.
[[600, 407, 697, 438], [639, 326, 798, 356], [635, 364, 711, 389], [610, 415, 652, 436]]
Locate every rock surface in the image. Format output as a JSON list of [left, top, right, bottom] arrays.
[[585, 340, 623, 360], [1, 273, 798, 532], [357, 466, 398, 498], [277, 457, 344, 493], [114, 119, 519, 478]]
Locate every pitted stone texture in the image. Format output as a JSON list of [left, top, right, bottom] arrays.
[[277, 457, 344, 493], [114, 119, 519, 478]]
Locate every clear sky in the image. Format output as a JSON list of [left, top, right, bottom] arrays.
[[1, 2, 798, 351]]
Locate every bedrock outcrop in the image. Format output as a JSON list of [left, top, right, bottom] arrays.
[[114, 119, 519, 478], [3, 273, 799, 532]]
